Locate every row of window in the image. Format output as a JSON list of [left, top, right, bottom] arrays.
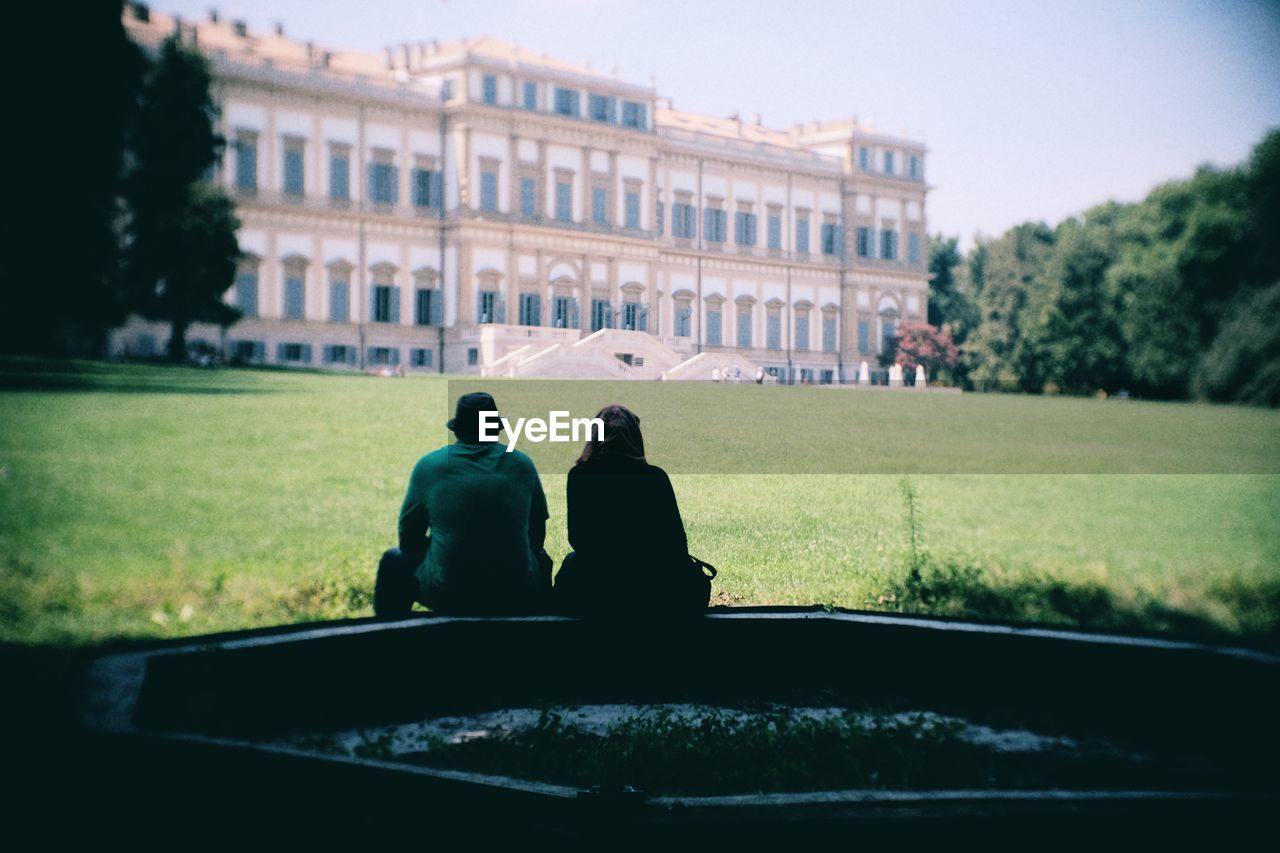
[[857, 146, 923, 180], [225, 335, 850, 380], [853, 228, 923, 263], [662, 202, 843, 255], [234, 136, 446, 209], [237, 269, 872, 351], [238, 140, 917, 264], [698, 310, 837, 351], [475, 293, 650, 332], [229, 340, 436, 368], [478, 74, 648, 130], [235, 274, 443, 325]]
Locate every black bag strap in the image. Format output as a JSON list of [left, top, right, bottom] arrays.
[[689, 555, 718, 579]]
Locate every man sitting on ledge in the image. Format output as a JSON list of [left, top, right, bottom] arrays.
[[374, 391, 553, 616]]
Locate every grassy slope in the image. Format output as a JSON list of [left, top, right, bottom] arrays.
[[1, 358, 1277, 644]]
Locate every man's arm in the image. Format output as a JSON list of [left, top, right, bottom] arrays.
[[398, 464, 430, 564], [528, 468, 549, 551]]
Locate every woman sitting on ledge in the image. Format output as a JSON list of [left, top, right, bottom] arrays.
[[553, 404, 706, 617]]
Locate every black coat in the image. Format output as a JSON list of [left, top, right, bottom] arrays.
[[555, 454, 693, 614]]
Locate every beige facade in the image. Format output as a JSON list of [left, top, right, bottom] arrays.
[[115, 7, 930, 381]]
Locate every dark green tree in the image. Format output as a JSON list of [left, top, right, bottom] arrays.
[[1025, 213, 1124, 394], [963, 223, 1055, 392], [5, 0, 145, 355], [1193, 281, 1280, 406], [124, 36, 241, 360], [927, 235, 978, 336], [1242, 130, 1280, 289]]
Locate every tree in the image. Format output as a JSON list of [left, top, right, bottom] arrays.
[[5, 0, 145, 355], [1193, 281, 1280, 407], [1024, 214, 1124, 394], [927, 235, 969, 332], [886, 323, 960, 384], [963, 223, 1055, 392], [124, 36, 241, 360]]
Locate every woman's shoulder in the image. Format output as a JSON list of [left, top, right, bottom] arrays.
[[571, 456, 666, 477]]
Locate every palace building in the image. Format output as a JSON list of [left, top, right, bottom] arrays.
[[116, 5, 930, 382]]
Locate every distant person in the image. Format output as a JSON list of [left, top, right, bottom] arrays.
[[553, 405, 710, 617], [755, 367, 765, 385], [733, 366, 742, 383], [374, 391, 553, 616], [712, 366, 721, 383]]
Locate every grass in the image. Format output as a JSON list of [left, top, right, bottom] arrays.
[[1, 356, 1278, 645], [360, 706, 1213, 795], [406, 708, 994, 794]]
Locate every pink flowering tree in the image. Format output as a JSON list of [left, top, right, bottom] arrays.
[[887, 322, 961, 385]]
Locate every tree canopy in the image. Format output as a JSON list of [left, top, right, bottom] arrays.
[[925, 129, 1280, 405], [125, 36, 241, 360]]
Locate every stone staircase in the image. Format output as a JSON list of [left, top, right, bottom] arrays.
[[483, 329, 688, 379], [660, 351, 769, 382], [479, 326, 768, 382]]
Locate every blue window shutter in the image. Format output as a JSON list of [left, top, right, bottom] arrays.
[[370, 286, 378, 322], [330, 156, 348, 200], [496, 296, 506, 324], [368, 164, 376, 202], [390, 166, 399, 205], [237, 274, 258, 317], [236, 141, 257, 189], [330, 282, 348, 322], [520, 178, 535, 216], [592, 187, 607, 224], [432, 290, 443, 326], [625, 192, 639, 229], [284, 149, 304, 195], [301, 344, 312, 363], [390, 348, 400, 366], [276, 343, 287, 361], [704, 208, 714, 241], [571, 297, 580, 329], [390, 287, 401, 323]]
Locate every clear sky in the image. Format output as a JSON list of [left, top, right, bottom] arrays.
[[152, 0, 1280, 248]]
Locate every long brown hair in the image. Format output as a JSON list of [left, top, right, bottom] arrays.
[[575, 404, 645, 465]]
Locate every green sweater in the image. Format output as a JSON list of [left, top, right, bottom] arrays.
[[398, 441, 549, 605]]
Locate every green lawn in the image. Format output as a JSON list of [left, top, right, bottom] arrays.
[[2, 358, 1278, 645]]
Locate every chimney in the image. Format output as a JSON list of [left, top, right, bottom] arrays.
[[232, 19, 247, 38], [273, 22, 284, 37], [753, 113, 762, 126], [209, 9, 219, 24]]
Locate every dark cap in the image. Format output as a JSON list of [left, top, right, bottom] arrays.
[[448, 391, 498, 438]]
